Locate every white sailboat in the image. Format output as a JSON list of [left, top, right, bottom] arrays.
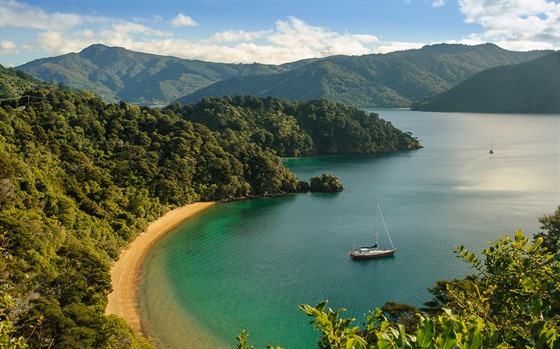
[[349, 202, 396, 260]]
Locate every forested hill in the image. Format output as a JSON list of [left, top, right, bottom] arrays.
[[178, 44, 551, 107], [0, 64, 43, 98], [17, 43, 550, 108], [412, 52, 560, 113], [0, 66, 421, 347], [16, 44, 315, 105], [174, 95, 422, 156]]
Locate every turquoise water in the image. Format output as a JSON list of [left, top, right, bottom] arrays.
[[139, 110, 559, 348]]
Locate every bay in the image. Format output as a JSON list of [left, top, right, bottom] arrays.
[[138, 110, 559, 348]]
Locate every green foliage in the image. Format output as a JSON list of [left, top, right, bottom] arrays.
[[534, 205, 560, 253], [0, 287, 29, 349], [299, 301, 368, 349], [0, 236, 30, 349], [309, 174, 344, 193], [380, 301, 419, 333], [0, 64, 42, 100], [178, 96, 422, 156], [454, 230, 559, 348], [236, 330, 253, 349], [421, 276, 479, 317]]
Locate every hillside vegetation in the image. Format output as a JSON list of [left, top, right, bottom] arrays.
[[16, 44, 314, 105], [17, 44, 550, 108], [0, 65, 42, 99], [175, 95, 421, 156], [413, 51, 560, 113], [178, 44, 550, 107], [0, 65, 423, 347]]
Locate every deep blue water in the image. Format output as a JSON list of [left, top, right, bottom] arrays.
[[139, 110, 559, 348]]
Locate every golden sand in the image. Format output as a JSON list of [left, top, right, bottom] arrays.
[[105, 202, 216, 333]]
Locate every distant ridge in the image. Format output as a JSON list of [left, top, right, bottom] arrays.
[[16, 44, 313, 105], [17, 43, 551, 107], [412, 52, 560, 113], [178, 43, 551, 107]]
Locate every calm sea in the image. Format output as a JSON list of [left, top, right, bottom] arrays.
[[138, 110, 559, 348]]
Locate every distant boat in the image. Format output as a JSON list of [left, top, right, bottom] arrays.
[[489, 139, 494, 155], [349, 202, 396, 260]]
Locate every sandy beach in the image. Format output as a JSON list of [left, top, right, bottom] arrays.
[[105, 202, 216, 333]]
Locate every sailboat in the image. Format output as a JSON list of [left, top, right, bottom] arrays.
[[489, 139, 494, 155], [349, 202, 396, 260]]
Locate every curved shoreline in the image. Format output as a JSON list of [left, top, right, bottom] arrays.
[[105, 202, 216, 334]]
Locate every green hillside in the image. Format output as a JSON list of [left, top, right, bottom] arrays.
[[179, 95, 422, 155], [17, 44, 551, 108], [16, 44, 313, 105], [412, 52, 560, 113], [0, 66, 422, 347], [179, 44, 551, 107], [0, 64, 43, 99]]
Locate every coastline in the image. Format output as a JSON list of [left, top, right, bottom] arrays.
[[105, 202, 216, 334]]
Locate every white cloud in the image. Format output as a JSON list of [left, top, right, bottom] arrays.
[[377, 41, 425, 54], [141, 16, 381, 64], [170, 12, 198, 27], [207, 29, 271, 43], [1, 0, 85, 31], [432, 0, 445, 8], [1, 40, 19, 56], [458, 0, 560, 50], [267, 17, 380, 58]]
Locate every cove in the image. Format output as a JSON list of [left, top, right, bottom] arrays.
[[139, 110, 559, 348]]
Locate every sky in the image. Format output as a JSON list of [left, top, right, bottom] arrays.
[[1, 0, 559, 67]]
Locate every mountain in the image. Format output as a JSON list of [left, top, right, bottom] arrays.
[[412, 52, 560, 113], [16, 44, 314, 105], [17, 43, 551, 107], [178, 44, 551, 107]]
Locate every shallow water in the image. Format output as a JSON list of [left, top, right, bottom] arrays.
[[139, 110, 559, 348]]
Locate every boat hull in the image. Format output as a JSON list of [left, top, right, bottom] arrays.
[[349, 249, 396, 260]]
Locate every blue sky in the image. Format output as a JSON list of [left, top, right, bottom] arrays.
[[1, 0, 559, 67]]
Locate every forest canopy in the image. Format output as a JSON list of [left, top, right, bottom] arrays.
[[175, 95, 422, 156]]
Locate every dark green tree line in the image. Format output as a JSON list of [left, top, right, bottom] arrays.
[[177, 95, 422, 157]]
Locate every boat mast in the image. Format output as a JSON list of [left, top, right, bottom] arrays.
[[376, 201, 381, 247], [378, 202, 395, 249]]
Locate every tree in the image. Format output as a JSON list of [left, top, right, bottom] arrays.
[[309, 174, 344, 193], [534, 206, 560, 253], [454, 231, 559, 348], [380, 301, 419, 333]]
